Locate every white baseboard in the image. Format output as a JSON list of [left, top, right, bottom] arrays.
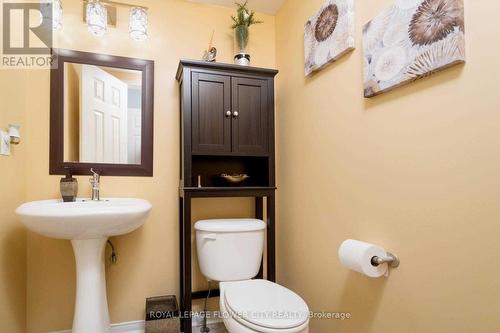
[[50, 320, 145, 333], [50, 316, 223, 333], [111, 320, 145, 333]]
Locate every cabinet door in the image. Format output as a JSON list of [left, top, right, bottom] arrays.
[[191, 73, 231, 154], [231, 77, 269, 155]]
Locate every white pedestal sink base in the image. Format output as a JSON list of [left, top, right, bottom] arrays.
[[71, 238, 111, 333], [16, 198, 152, 332]]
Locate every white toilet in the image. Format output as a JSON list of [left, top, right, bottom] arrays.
[[195, 219, 309, 333]]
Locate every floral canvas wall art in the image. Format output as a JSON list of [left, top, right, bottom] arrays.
[[304, 0, 355, 76], [363, 0, 465, 98]]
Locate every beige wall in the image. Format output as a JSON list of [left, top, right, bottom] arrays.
[[275, 0, 500, 332], [21, 0, 275, 332], [0, 71, 27, 333]]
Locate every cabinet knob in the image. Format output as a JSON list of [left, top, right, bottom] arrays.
[[225, 111, 232, 118], [233, 111, 239, 118]]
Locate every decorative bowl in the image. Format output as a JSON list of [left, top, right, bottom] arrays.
[[220, 174, 250, 184]]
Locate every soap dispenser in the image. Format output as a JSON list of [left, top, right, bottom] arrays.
[[60, 169, 78, 202]]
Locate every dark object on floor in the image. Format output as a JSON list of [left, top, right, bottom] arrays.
[[201, 323, 227, 333], [145, 295, 180, 333]]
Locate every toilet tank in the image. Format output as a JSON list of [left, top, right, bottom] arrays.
[[195, 219, 266, 282]]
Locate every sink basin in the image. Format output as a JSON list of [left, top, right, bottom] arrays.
[[16, 198, 152, 239], [16, 198, 152, 333]]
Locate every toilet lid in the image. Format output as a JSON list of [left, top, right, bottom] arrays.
[[224, 280, 309, 330]]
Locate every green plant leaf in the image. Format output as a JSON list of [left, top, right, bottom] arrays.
[[230, 1, 262, 30]]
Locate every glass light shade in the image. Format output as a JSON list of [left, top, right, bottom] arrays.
[[52, 0, 63, 30], [129, 7, 148, 41], [40, 0, 63, 31], [87, 0, 107, 37]]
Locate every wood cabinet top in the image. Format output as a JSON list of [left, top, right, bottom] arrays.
[[176, 59, 278, 81]]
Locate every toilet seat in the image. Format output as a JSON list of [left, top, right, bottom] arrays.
[[222, 280, 309, 333]]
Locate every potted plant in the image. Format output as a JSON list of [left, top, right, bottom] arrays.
[[231, 1, 262, 66]]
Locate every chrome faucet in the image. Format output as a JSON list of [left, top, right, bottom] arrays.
[[90, 168, 101, 201]]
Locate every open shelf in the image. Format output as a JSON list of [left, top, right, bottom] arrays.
[[181, 186, 276, 198], [191, 155, 270, 188]]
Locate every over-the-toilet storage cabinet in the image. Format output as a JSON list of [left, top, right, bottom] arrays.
[[176, 60, 278, 333], [191, 73, 270, 155]]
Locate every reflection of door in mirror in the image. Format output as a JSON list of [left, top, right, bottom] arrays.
[[63, 62, 143, 165], [80, 65, 128, 164], [54, 50, 152, 176], [127, 87, 142, 164]]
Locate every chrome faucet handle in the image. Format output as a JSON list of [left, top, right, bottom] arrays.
[[90, 169, 100, 184], [90, 168, 100, 178]]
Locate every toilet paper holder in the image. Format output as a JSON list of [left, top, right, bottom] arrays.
[[371, 252, 400, 268]]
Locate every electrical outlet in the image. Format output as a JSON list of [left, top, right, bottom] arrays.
[[0, 131, 11, 156]]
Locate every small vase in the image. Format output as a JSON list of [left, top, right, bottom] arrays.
[[234, 53, 251, 66], [234, 25, 250, 66]]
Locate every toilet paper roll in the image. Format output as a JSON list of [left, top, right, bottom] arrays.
[[338, 239, 388, 278]]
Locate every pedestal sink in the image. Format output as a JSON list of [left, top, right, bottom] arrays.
[[16, 198, 152, 333]]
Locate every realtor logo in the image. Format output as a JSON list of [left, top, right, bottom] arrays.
[[2, 2, 55, 68]]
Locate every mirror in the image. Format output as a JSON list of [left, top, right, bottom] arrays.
[[63, 63, 143, 165], [50, 49, 154, 176]]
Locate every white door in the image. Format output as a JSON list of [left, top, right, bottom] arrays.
[[80, 65, 128, 164], [127, 107, 142, 164]]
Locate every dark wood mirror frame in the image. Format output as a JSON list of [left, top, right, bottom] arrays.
[[50, 49, 154, 176]]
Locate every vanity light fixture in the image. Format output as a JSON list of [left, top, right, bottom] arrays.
[[129, 7, 148, 41], [82, 0, 149, 41], [86, 0, 107, 36], [40, 0, 63, 31]]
